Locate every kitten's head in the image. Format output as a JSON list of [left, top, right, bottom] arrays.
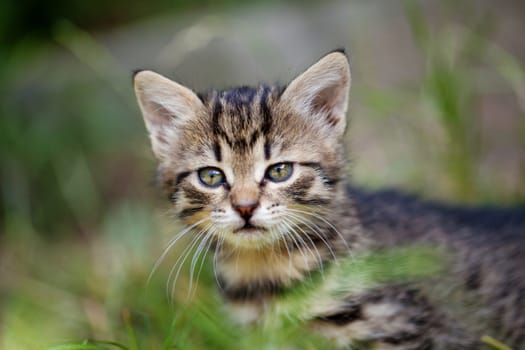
[[134, 51, 350, 249]]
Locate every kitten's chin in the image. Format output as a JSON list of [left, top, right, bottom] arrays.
[[222, 226, 276, 249], [233, 223, 264, 234], [234, 226, 267, 241]]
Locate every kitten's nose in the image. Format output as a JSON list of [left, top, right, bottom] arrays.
[[233, 202, 258, 220]]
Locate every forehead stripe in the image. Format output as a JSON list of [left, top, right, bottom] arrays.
[[212, 96, 223, 132], [264, 140, 271, 160], [213, 141, 222, 162], [259, 86, 272, 135], [260, 87, 273, 160]]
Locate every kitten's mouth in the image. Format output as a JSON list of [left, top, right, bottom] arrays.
[[234, 222, 264, 234]]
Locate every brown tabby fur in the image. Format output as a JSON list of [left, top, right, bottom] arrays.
[[134, 50, 525, 349]]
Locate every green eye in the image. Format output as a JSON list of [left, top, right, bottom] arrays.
[[198, 167, 225, 188], [266, 162, 293, 182]]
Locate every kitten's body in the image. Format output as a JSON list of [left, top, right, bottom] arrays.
[[346, 187, 525, 348], [134, 51, 525, 349]]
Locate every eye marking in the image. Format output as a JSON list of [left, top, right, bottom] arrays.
[[198, 167, 225, 188], [265, 163, 293, 183]]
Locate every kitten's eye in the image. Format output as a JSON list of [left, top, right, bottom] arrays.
[[266, 163, 293, 182], [198, 167, 225, 188]]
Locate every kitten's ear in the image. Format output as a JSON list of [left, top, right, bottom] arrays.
[[133, 70, 204, 161], [280, 51, 350, 138]]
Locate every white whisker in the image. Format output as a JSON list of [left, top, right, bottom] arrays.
[[285, 211, 338, 262], [147, 218, 208, 286], [287, 207, 351, 254], [167, 224, 210, 301], [187, 227, 215, 299], [281, 219, 310, 268], [278, 222, 294, 272], [283, 216, 325, 274], [189, 227, 216, 300], [213, 234, 226, 290]]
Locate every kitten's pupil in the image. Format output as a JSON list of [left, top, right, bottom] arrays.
[[266, 162, 293, 182], [198, 167, 225, 187]]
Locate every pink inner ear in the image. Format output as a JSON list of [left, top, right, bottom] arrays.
[[145, 100, 176, 127], [311, 82, 344, 127]]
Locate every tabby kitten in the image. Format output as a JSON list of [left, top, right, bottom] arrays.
[[133, 51, 525, 349]]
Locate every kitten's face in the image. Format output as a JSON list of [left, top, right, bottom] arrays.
[[134, 52, 350, 249]]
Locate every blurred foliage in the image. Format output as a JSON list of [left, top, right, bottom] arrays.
[[406, 0, 488, 200], [0, 0, 315, 49], [0, 0, 524, 349], [357, 0, 525, 202]]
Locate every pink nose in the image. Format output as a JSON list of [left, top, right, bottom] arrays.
[[234, 202, 258, 220]]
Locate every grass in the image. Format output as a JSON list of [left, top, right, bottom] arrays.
[[1, 1, 524, 349]]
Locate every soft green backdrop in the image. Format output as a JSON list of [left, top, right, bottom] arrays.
[[1, 0, 524, 349]]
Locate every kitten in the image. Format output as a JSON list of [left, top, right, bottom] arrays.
[[133, 50, 525, 349]]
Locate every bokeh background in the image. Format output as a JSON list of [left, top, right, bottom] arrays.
[[1, 0, 524, 349]]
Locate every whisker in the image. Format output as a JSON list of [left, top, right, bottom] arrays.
[[165, 228, 204, 300], [147, 218, 208, 286], [283, 216, 325, 273], [200, 228, 218, 280], [166, 236, 202, 302], [270, 230, 276, 256], [167, 224, 210, 301], [287, 207, 351, 255], [213, 234, 226, 290], [278, 222, 294, 272], [281, 219, 310, 269], [187, 227, 215, 299], [189, 228, 216, 300], [285, 211, 338, 262]]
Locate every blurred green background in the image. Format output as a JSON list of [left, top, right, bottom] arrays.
[[1, 0, 524, 349]]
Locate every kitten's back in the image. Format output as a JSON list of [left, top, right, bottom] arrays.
[[348, 186, 525, 345]]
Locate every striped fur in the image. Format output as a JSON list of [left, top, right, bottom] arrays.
[[134, 51, 525, 349]]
